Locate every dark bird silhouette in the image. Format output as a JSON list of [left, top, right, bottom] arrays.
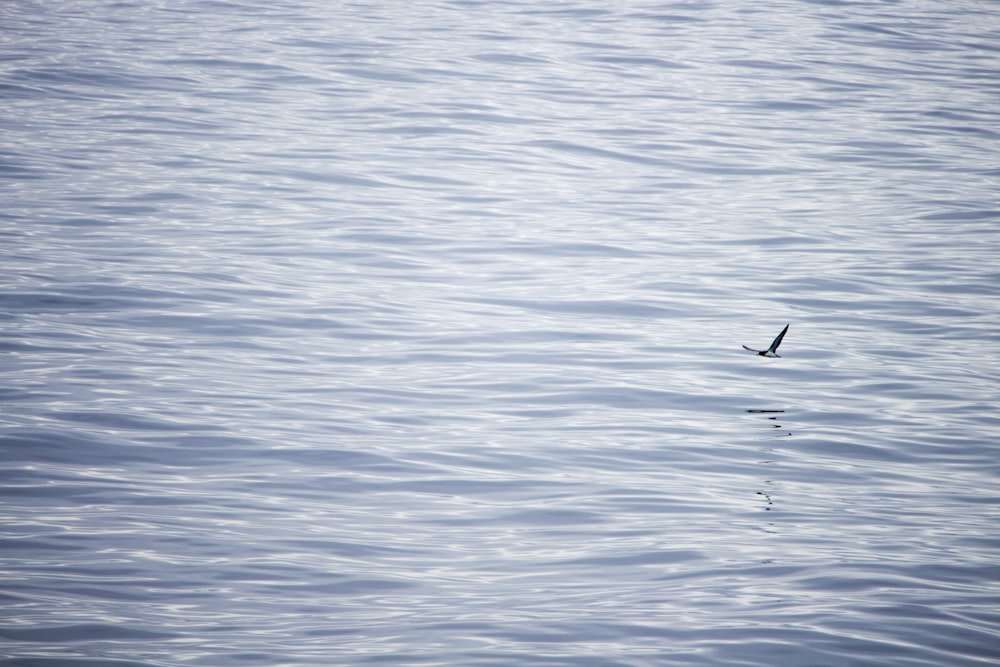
[[743, 324, 789, 357]]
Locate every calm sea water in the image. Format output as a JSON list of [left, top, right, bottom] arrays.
[[2, 1, 999, 666]]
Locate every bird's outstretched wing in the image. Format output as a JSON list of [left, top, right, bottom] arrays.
[[767, 324, 789, 354], [742, 345, 760, 352]]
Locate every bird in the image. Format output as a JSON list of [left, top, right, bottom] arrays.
[[743, 324, 789, 357]]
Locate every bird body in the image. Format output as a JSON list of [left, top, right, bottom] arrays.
[[743, 324, 789, 357]]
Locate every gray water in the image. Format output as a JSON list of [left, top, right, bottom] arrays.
[[2, 1, 999, 666]]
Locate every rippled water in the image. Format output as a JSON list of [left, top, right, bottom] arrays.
[[3, 1, 999, 666]]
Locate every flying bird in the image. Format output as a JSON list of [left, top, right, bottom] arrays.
[[743, 324, 789, 357]]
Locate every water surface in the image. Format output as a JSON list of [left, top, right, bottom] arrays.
[[2, 1, 999, 665]]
